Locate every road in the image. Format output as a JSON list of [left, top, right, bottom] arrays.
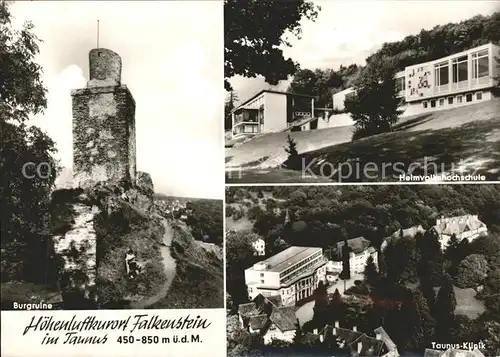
[[295, 273, 364, 326], [129, 217, 177, 309]]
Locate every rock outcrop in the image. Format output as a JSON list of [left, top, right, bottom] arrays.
[[52, 203, 100, 286]]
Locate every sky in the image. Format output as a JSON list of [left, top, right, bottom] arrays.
[[10, 1, 224, 199], [229, 0, 500, 104]]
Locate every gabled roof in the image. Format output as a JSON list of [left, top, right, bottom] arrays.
[[433, 215, 486, 236], [338, 237, 371, 254], [238, 302, 256, 316], [249, 314, 269, 330], [316, 325, 395, 357], [269, 305, 297, 332]]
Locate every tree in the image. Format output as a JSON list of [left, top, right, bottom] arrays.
[[455, 254, 489, 289], [224, 0, 321, 90], [225, 231, 260, 303], [328, 288, 344, 322], [344, 55, 403, 140], [312, 281, 329, 328], [339, 240, 351, 281], [364, 255, 379, 286], [287, 68, 343, 107], [434, 278, 457, 339], [224, 91, 239, 131], [292, 319, 305, 345], [283, 134, 301, 170], [417, 230, 444, 286], [1, 2, 60, 284]]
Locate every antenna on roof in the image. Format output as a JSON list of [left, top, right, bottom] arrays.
[[97, 20, 100, 49]]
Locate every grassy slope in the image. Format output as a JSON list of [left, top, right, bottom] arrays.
[[149, 222, 223, 309], [227, 99, 500, 183], [96, 200, 167, 308], [225, 125, 354, 168]]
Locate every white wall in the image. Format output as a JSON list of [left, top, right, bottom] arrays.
[[332, 88, 356, 111], [264, 92, 287, 132], [264, 327, 295, 345]]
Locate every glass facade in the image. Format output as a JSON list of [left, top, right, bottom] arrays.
[[472, 49, 489, 79], [452, 55, 468, 83]]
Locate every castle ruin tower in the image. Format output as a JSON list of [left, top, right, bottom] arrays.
[[71, 48, 137, 188]]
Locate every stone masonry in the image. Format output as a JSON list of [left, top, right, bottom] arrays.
[[52, 203, 100, 285], [71, 48, 137, 189]]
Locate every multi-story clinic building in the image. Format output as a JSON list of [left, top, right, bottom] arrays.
[[333, 43, 500, 117], [230, 90, 316, 139], [244, 246, 327, 306]]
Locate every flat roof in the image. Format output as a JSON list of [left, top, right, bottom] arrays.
[[232, 89, 317, 113], [259, 246, 322, 273]]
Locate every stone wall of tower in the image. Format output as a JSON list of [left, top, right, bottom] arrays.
[[71, 48, 137, 188]]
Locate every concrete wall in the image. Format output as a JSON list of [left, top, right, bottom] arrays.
[[264, 92, 287, 132]]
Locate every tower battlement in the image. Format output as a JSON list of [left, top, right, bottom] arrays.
[[72, 48, 137, 188]]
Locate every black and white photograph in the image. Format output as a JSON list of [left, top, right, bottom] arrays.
[[1, 1, 224, 311], [225, 0, 500, 184], [225, 184, 500, 357]]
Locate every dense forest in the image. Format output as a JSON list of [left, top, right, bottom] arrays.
[[287, 11, 500, 108], [226, 185, 500, 356], [186, 199, 224, 245]]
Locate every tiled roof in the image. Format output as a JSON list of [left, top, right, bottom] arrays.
[[269, 306, 297, 332], [238, 302, 256, 316], [382, 225, 426, 249], [249, 314, 269, 330], [317, 325, 395, 357], [373, 326, 397, 351], [338, 237, 371, 254], [267, 295, 282, 307], [433, 215, 486, 236]]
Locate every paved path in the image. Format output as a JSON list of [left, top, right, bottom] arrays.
[[130, 216, 176, 309]]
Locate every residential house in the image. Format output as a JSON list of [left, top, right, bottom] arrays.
[[380, 225, 426, 252], [330, 237, 379, 274], [429, 214, 488, 250], [251, 238, 266, 257], [313, 321, 399, 357], [230, 90, 316, 139], [237, 293, 297, 345]]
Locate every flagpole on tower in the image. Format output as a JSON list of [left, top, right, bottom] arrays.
[[97, 20, 100, 49]]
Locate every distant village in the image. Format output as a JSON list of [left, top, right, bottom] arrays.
[[155, 198, 192, 222]]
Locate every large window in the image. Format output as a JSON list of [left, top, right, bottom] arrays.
[[395, 77, 406, 92], [452, 55, 468, 83], [472, 49, 489, 79], [434, 61, 449, 87]]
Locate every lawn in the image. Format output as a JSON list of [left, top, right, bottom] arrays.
[[453, 286, 486, 319], [297, 117, 500, 182], [226, 99, 500, 184], [226, 167, 332, 183]]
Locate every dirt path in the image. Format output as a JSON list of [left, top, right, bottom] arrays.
[[129, 216, 177, 309]]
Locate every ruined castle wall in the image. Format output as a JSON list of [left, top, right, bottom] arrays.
[[72, 85, 136, 188], [52, 204, 99, 285]]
